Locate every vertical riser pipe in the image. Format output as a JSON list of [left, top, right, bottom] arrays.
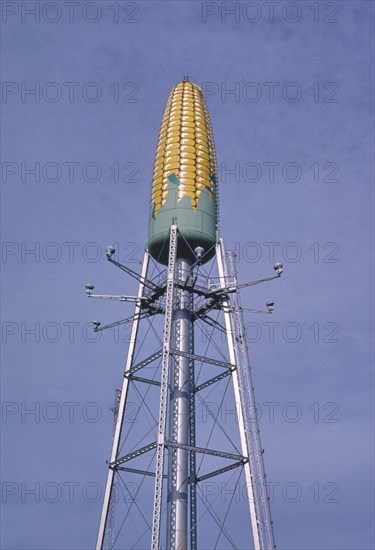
[[167, 259, 192, 550]]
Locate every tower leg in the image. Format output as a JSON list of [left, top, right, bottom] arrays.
[[216, 240, 261, 550], [216, 239, 276, 550], [96, 251, 150, 550]]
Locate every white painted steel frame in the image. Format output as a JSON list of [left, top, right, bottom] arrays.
[[151, 225, 178, 550], [95, 234, 276, 550], [96, 250, 150, 550], [216, 238, 276, 550]]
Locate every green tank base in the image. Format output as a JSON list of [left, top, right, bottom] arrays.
[[148, 174, 217, 265]]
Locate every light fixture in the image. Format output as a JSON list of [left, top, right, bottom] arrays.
[[93, 320, 101, 331], [273, 262, 283, 275], [106, 245, 116, 259], [266, 300, 275, 313], [85, 283, 94, 296], [194, 246, 205, 262]]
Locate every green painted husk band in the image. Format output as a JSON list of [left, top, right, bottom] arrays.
[[148, 174, 218, 265]]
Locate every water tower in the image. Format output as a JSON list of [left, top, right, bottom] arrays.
[[86, 78, 282, 550]]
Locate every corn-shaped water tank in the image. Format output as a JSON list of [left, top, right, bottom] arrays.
[[148, 78, 218, 265]]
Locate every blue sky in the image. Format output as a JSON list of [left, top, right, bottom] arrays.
[[1, 1, 374, 549]]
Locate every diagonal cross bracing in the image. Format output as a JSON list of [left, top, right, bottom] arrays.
[[170, 349, 234, 369], [111, 442, 157, 468], [195, 461, 245, 483], [125, 350, 163, 376], [165, 441, 247, 463]]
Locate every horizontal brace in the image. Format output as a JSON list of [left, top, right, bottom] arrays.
[[170, 350, 234, 370], [196, 461, 246, 483], [144, 283, 167, 303], [198, 314, 227, 334], [204, 286, 236, 298], [165, 441, 246, 463], [144, 305, 165, 315], [195, 368, 235, 392], [203, 274, 280, 299], [130, 376, 161, 387], [174, 280, 211, 297], [126, 350, 163, 376], [143, 278, 211, 299], [116, 466, 167, 479], [111, 442, 157, 467], [116, 463, 245, 484], [194, 298, 223, 318]]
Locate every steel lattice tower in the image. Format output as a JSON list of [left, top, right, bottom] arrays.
[[86, 78, 283, 550]]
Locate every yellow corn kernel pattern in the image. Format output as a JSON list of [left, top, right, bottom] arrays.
[[151, 81, 217, 215]]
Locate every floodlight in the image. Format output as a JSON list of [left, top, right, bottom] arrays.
[[194, 246, 205, 262], [273, 262, 283, 275], [106, 246, 116, 259], [85, 283, 94, 296]]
